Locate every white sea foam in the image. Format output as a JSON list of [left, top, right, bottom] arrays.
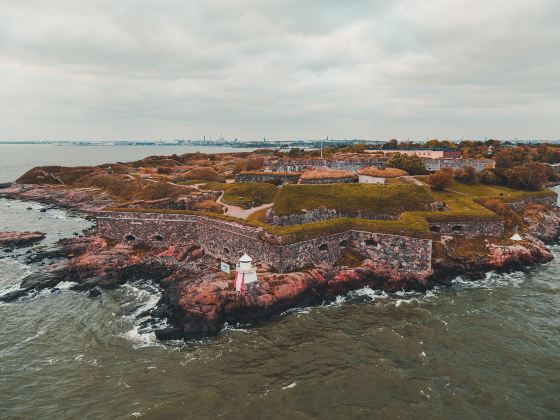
[[452, 270, 526, 290], [55, 281, 78, 290], [282, 382, 297, 390]]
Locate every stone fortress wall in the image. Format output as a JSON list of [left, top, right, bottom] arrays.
[[506, 194, 557, 211], [234, 172, 302, 184], [428, 220, 504, 238], [267, 158, 386, 173], [97, 211, 432, 274]]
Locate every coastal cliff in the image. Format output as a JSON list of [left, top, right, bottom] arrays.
[[2, 203, 558, 339]]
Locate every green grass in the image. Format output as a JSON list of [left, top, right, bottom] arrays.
[[448, 181, 555, 200], [272, 184, 434, 216], [420, 189, 502, 221], [203, 182, 278, 209], [104, 206, 431, 242]]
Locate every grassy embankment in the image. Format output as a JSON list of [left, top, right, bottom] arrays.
[[201, 182, 278, 209], [272, 184, 433, 216]]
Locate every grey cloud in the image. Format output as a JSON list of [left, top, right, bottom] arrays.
[[0, 0, 559, 140]]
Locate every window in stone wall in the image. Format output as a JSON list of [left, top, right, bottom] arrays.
[[452, 225, 464, 233], [430, 226, 441, 234], [365, 238, 377, 247], [124, 234, 136, 242], [319, 243, 328, 251], [223, 247, 230, 254], [152, 234, 164, 241], [339, 240, 348, 248]]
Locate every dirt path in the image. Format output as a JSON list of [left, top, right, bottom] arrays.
[[216, 192, 273, 219]]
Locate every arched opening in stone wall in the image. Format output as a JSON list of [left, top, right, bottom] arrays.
[[152, 234, 164, 241], [430, 226, 441, 234], [365, 238, 377, 247], [124, 234, 136, 242], [223, 247, 230, 254], [319, 244, 329, 251], [452, 225, 464, 233], [339, 240, 348, 248]]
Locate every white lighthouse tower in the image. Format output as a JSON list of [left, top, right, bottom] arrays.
[[235, 253, 259, 294]]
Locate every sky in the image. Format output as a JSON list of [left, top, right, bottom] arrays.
[[0, 0, 559, 141]]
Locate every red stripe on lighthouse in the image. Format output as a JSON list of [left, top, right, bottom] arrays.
[[241, 273, 245, 294]]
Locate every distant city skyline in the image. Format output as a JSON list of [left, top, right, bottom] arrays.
[[1, 1, 559, 140]]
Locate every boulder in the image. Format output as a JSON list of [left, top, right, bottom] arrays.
[[0, 231, 45, 248]]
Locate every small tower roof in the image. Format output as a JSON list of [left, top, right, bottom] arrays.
[[239, 253, 252, 262], [510, 233, 523, 241]]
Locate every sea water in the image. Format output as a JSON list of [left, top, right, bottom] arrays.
[[0, 144, 559, 418]]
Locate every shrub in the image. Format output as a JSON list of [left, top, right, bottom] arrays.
[[454, 166, 478, 184], [157, 167, 173, 174], [427, 169, 453, 191], [387, 153, 426, 175], [479, 169, 498, 185], [503, 163, 556, 190]]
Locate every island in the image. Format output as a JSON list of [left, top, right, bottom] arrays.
[[1, 141, 559, 339]]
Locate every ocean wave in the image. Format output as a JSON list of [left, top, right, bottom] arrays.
[[451, 270, 526, 290]]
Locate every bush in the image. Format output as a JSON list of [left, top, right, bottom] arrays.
[[454, 166, 478, 184], [387, 153, 426, 175], [427, 169, 453, 191], [479, 169, 498, 185], [503, 163, 556, 190], [157, 167, 172, 174]]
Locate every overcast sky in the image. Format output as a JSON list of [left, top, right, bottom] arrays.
[[1, 0, 559, 141]]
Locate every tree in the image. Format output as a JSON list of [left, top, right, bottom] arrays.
[[454, 166, 478, 184], [387, 153, 426, 175], [288, 148, 305, 158], [479, 169, 498, 185], [382, 139, 399, 149], [427, 169, 454, 191], [503, 162, 555, 190], [494, 150, 513, 169]]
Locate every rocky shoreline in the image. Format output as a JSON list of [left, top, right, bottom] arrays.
[[1, 182, 559, 340], [0, 231, 46, 248]]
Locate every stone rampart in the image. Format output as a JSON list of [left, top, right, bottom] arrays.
[[428, 219, 504, 238], [234, 172, 301, 184], [265, 207, 397, 226], [298, 176, 357, 184], [507, 194, 557, 211], [268, 158, 386, 173], [97, 211, 432, 274]]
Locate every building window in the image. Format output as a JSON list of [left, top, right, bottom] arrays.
[[124, 234, 136, 242], [319, 244, 329, 251], [452, 225, 464, 233], [152, 235, 163, 241], [223, 247, 230, 254], [339, 240, 348, 248], [430, 226, 441, 234]]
